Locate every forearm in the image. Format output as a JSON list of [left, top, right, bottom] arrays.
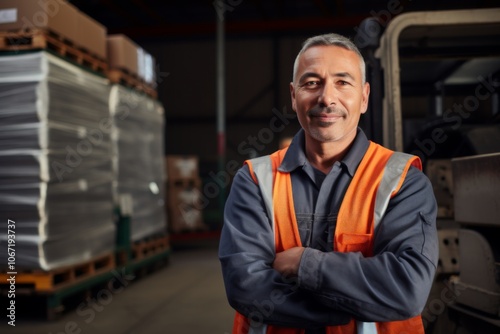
[[298, 246, 436, 321], [297, 168, 438, 321], [219, 220, 349, 328]]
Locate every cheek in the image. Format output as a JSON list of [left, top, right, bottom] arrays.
[[340, 93, 362, 111]]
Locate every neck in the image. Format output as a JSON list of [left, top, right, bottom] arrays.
[[305, 135, 355, 174]]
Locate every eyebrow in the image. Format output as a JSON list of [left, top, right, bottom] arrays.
[[335, 72, 356, 81], [298, 71, 356, 84]]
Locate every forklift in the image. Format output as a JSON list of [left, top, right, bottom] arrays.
[[357, 8, 500, 334]]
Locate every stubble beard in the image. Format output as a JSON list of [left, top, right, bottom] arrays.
[[307, 106, 347, 142]]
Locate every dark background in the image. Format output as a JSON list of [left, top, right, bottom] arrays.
[[68, 0, 499, 166]]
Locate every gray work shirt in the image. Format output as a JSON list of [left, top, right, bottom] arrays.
[[219, 128, 438, 330]]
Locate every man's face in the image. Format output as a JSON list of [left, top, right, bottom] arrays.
[[290, 45, 370, 144]]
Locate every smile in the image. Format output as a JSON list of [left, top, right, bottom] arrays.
[[312, 114, 343, 122]]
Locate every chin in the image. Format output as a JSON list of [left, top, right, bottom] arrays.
[[308, 130, 344, 143]]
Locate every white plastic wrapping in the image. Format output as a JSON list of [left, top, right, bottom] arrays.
[[0, 51, 115, 270], [109, 85, 166, 241]]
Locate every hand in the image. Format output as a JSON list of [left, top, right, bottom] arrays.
[[272, 247, 305, 277]]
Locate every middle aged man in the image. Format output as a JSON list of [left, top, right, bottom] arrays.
[[219, 33, 438, 334]]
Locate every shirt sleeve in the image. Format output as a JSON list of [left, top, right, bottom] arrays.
[[219, 165, 351, 329], [297, 166, 439, 322]]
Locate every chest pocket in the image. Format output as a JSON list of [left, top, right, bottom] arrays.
[[336, 233, 371, 255]]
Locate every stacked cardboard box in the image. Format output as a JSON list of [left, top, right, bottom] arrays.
[[0, 1, 166, 270], [107, 34, 157, 96], [0, 0, 107, 61], [165, 156, 207, 233]]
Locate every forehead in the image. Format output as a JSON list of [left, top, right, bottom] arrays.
[[297, 45, 362, 78]]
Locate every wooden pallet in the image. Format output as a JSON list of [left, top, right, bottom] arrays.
[[108, 68, 158, 99], [132, 234, 170, 261], [0, 29, 107, 74], [0, 253, 115, 293]]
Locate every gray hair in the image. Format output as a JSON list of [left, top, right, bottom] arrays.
[[292, 33, 366, 84]]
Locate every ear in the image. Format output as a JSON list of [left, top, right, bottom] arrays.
[[360, 82, 370, 114], [290, 82, 297, 112]]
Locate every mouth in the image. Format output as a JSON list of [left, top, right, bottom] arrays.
[[308, 107, 346, 122], [313, 114, 343, 122]]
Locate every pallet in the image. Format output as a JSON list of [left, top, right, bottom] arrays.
[[169, 229, 220, 241], [0, 253, 115, 293], [0, 29, 107, 74], [132, 234, 170, 261], [0, 247, 171, 320], [108, 68, 158, 99]]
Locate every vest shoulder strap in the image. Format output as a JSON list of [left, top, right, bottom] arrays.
[[245, 155, 275, 231]]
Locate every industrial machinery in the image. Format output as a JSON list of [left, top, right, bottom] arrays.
[[358, 8, 500, 333]]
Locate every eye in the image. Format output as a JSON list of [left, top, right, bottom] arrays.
[[337, 80, 350, 86], [302, 80, 321, 88]]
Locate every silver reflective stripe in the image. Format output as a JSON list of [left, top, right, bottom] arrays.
[[373, 152, 414, 230], [248, 324, 268, 334], [249, 156, 275, 243], [248, 158, 272, 333], [357, 321, 378, 334]]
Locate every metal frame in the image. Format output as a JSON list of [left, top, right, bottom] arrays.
[[374, 8, 500, 151]]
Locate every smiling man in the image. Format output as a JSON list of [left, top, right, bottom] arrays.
[[219, 33, 438, 334]]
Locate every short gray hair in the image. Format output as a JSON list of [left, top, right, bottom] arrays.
[[292, 33, 366, 84]]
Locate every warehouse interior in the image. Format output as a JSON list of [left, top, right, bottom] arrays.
[[0, 0, 499, 333]]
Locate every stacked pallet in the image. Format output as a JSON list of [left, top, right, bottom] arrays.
[[110, 85, 167, 242], [165, 156, 208, 233], [0, 49, 115, 270], [0, 0, 115, 274], [0, 1, 168, 315], [0, 0, 107, 73]]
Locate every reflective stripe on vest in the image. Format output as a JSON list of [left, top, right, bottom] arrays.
[[238, 142, 424, 334], [356, 321, 377, 334], [248, 325, 267, 334], [374, 151, 418, 230], [248, 154, 278, 250]]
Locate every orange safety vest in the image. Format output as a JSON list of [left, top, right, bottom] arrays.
[[234, 141, 424, 334]]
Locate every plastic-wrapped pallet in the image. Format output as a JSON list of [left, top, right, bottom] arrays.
[[109, 84, 166, 241], [0, 51, 115, 270]]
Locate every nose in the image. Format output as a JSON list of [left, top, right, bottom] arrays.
[[318, 82, 337, 107]]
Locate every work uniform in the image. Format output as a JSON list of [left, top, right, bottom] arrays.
[[219, 128, 438, 333]]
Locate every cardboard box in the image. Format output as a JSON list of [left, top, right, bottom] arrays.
[[166, 180, 207, 233], [166, 179, 204, 209], [76, 11, 106, 59], [165, 155, 199, 182], [168, 204, 205, 233], [107, 34, 139, 75], [0, 0, 78, 43]]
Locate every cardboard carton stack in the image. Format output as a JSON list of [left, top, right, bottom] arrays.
[[165, 156, 207, 233], [107, 34, 157, 98], [0, 1, 166, 269], [0, 51, 115, 270], [0, 0, 107, 70]]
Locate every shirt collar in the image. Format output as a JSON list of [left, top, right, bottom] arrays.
[[278, 128, 370, 177]]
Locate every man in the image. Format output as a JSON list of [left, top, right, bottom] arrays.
[[219, 33, 438, 334]]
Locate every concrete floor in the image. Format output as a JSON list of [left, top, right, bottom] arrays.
[[0, 241, 234, 334]]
